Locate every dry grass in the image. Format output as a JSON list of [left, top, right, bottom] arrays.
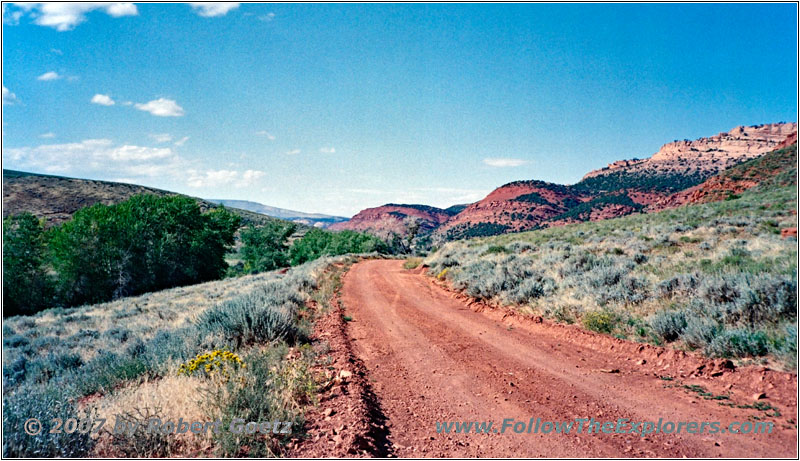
[[91, 375, 213, 457]]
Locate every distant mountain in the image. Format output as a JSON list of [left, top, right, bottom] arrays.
[[208, 199, 348, 228], [433, 180, 587, 240], [337, 122, 797, 245], [2, 170, 282, 228], [329, 203, 454, 236]]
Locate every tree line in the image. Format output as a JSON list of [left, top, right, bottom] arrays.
[[3, 194, 240, 316], [4, 194, 392, 316], [236, 223, 388, 274]]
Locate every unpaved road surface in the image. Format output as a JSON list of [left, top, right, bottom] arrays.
[[339, 259, 797, 457]]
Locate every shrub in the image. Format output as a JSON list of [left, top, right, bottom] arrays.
[[698, 276, 740, 305], [198, 284, 304, 348], [483, 245, 510, 255], [771, 324, 797, 370], [505, 274, 555, 304], [582, 309, 618, 334], [3, 383, 93, 457], [178, 349, 244, 382], [403, 257, 423, 270], [650, 310, 687, 342], [139, 327, 203, 374], [682, 316, 722, 350], [657, 274, 699, 298], [207, 345, 313, 457], [729, 275, 797, 327], [706, 328, 769, 358], [105, 406, 176, 457], [77, 352, 150, 396]]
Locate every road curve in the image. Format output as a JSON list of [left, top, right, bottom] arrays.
[[340, 259, 797, 458]]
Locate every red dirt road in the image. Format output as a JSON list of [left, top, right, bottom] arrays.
[[339, 259, 797, 458]]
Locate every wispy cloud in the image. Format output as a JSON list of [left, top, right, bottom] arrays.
[[50, 48, 63, 55], [286, 149, 301, 155], [6, 3, 138, 31], [39, 132, 56, 139], [483, 157, 528, 167], [258, 12, 275, 22], [189, 3, 240, 17], [37, 71, 61, 81], [149, 133, 173, 143], [2, 4, 25, 25], [91, 94, 115, 106], [2, 86, 18, 104], [134, 98, 184, 117], [255, 130, 276, 140], [174, 136, 190, 146], [319, 147, 336, 154]]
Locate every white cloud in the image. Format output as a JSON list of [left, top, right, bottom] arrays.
[[483, 157, 528, 167], [3, 86, 18, 104], [189, 3, 240, 17], [6, 3, 138, 31], [174, 136, 190, 146], [286, 149, 301, 155], [187, 168, 264, 188], [4, 138, 265, 192], [255, 130, 276, 140], [319, 147, 336, 154], [37, 71, 61, 81], [104, 3, 137, 17], [110, 144, 173, 161], [134, 98, 184, 117], [242, 169, 265, 184], [259, 12, 275, 22], [149, 133, 173, 143], [90, 93, 115, 106], [3, 139, 180, 179], [39, 132, 56, 139], [50, 48, 63, 55]]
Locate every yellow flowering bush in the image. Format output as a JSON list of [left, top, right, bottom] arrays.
[[178, 349, 244, 382]]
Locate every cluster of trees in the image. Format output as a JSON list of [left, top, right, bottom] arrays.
[[238, 225, 388, 274], [574, 171, 706, 194], [3, 195, 240, 316]]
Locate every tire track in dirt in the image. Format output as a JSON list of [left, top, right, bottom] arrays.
[[340, 259, 797, 457]]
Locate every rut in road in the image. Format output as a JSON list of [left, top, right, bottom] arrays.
[[339, 259, 797, 458]]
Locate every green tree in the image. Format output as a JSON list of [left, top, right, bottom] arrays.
[[288, 228, 332, 265], [240, 221, 297, 273], [48, 194, 241, 307], [288, 228, 387, 266], [3, 213, 53, 316]]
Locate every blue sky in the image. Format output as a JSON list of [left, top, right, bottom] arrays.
[[2, 3, 797, 216]]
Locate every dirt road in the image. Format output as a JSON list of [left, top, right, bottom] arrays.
[[338, 259, 797, 457]]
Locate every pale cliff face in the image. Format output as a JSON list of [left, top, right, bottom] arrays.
[[583, 122, 798, 179]]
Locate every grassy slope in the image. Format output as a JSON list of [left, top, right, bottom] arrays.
[[2, 256, 357, 457], [425, 185, 797, 369]]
